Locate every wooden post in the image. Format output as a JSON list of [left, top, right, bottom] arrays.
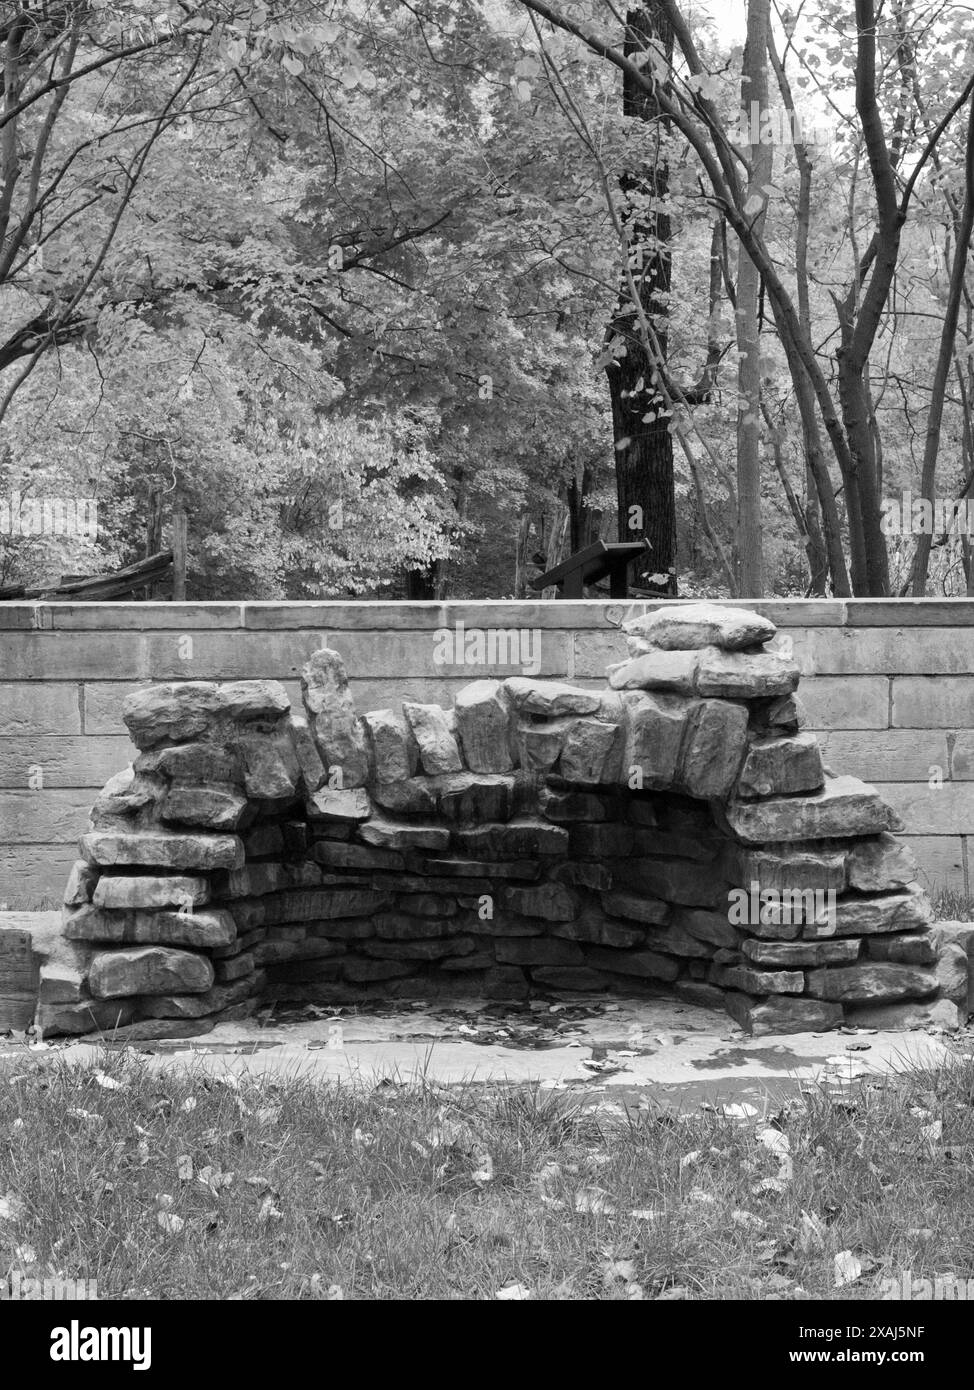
[[172, 509, 187, 601]]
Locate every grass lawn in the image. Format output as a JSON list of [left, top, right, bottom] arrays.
[[1, 1045, 973, 1301]]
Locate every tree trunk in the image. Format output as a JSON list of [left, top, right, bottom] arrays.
[[605, 3, 677, 597], [911, 91, 974, 595], [735, 0, 772, 598]]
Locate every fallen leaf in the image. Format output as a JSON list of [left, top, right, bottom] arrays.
[[798, 1210, 826, 1253], [496, 1283, 533, 1300], [0, 1193, 25, 1223], [687, 1188, 716, 1206], [176, 1154, 194, 1182], [834, 1250, 862, 1288], [602, 1259, 637, 1285], [574, 1187, 616, 1215], [258, 1193, 283, 1224]]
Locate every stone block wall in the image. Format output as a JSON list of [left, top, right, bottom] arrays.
[[2, 598, 974, 904], [35, 604, 963, 1040]]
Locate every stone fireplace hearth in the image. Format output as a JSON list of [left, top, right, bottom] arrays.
[[42, 604, 960, 1041]]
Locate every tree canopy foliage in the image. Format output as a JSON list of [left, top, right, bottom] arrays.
[[1, 0, 973, 600]]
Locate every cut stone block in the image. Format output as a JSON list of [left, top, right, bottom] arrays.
[[306, 787, 372, 821], [724, 993, 843, 1036], [81, 830, 243, 872], [64, 859, 98, 906], [670, 907, 739, 948], [623, 691, 688, 791], [359, 818, 450, 852], [679, 699, 749, 800], [866, 932, 937, 965], [516, 719, 573, 772], [695, 647, 799, 700], [401, 702, 463, 775], [238, 732, 300, 800], [434, 773, 514, 825], [37, 998, 136, 1036], [122, 682, 223, 748], [160, 785, 249, 831], [936, 941, 969, 1007], [138, 975, 260, 1018], [92, 874, 209, 911], [370, 779, 436, 815], [216, 680, 290, 720], [453, 819, 569, 858], [312, 841, 404, 871], [362, 709, 419, 783], [89, 946, 215, 998], [607, 650, 698, 694], [64, 906, 235, 948], [137, 742, 242, 785], [89, 766, 157, 827], [736, 733, 825, 799], [734, 844, 847, 894], [288, 713, 328, 793], [624, 603, 777, 652], [600, 892, 670, 926], [742, 938, 860, 967], [846, 834, 919, 892], [503, 678, 601, 718], [539, 789, 610, 822], [454, 681, 514, 773], [301, 648, 371, 788], [38, 957, 87, 1004], [725, 776, 899, 844], [424, 857, 540, 881], [714, 965, 804, 994], [805, 963, 938, 1003], [805, 887, 932, 939], [560, 719, 622, 784]]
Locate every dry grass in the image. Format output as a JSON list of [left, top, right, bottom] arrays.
[[1, 1045, 974, 1300]]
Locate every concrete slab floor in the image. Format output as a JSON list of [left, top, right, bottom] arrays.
[[2, 995, 969, 1115]]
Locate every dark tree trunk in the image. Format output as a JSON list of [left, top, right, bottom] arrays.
[[605, 3, 677, 597]]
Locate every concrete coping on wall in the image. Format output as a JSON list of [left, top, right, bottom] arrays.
[[1, 597, 974, 631]]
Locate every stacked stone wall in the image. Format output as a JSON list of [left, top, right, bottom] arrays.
[[39, 604, 961, 1040]]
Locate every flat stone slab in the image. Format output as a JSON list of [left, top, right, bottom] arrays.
[[80, 831, 244, 871], [623, 603, 777, 652], [89, 945, 215, 998], [503, 678, 601, 718], [92, 875, 210, 911], [725, 776, 900, 844]]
